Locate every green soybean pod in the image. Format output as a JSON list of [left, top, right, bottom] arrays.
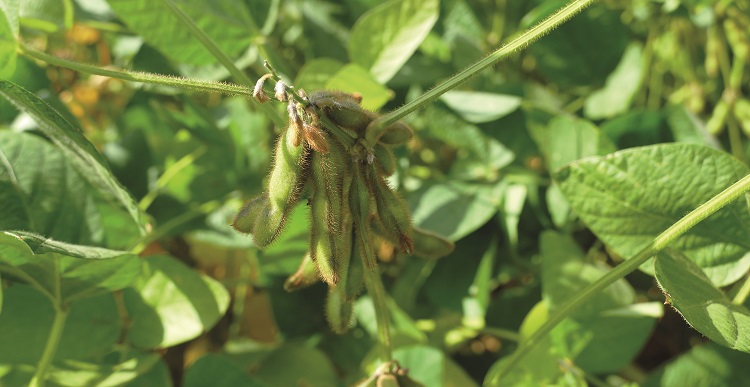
[[309, 144, 353, 285], [310, 90, 376, 136], [373, 143, 396, 176], [232, 193, 268, 234], [378, 121, 413, 146], [344, 225, 366, 300], [253, 125, 312, 247], [284, 251, 320, 292], [411, 226, 455, 259], [325, 285, 355, 334], [370, 171, 414, 254]]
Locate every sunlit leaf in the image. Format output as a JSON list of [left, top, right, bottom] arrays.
[[555, 143, 750, 286]]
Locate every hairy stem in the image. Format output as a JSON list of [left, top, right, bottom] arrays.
[[367, 0, 597, 138], [20, 45, 251, 96], [488, 172, 750, 383], [29, 306, 69, 387]]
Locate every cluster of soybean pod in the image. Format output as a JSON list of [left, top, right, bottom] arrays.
[[233, 68, 454, 334]]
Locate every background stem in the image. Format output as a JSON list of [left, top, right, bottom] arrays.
[[29, 306, 69, 387]]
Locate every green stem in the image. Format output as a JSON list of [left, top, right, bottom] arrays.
[[489, 172, 750, 384], [138, 146, 207, 211], [366, 0, 596, 142], [481, 326, 521, 342], [29, 306, 69, 387], [19, 45, 252, 97]]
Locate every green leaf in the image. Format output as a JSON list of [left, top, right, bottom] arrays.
[[184, 354, 264, 387], [643, 342, 750, 387], [583, 43, 644, 120], [554, 143, 750, 286], [655, 251, 750, 353], [440, 91, 521, 123], [392, 345, 477, 387], [0, 0, 19, 78], [0, 132, 140, 248], [0, 286, 121, 365], [0, 232, 141, 303], [20, 0, 64, 31], [6, 231, 133, 259], [325, 63, 391, 111], [349, 0, 439, 83], [294, 58, 345, 91], [107, 0, 255, 65], [123, 255, 230, 349], [530, 115, 615, 172], [49, 351, 164, 387], [530, 6, 628, 87], [541, 232, 660, 373], [0, 81, 145, 236], [407, 180, 505, 241], [253, 344, 338, 387]]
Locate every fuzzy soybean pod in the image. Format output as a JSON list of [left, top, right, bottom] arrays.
[[253, 125, 311, 247], [325, 285, 355, 334], [411, 226, 455, 259], [377, 122, 413, 146], [284, 251, 320, 292], [373, 142, 396, 176], [309, 144, 353, 285], [310, 90, 376, 137], [370, 170, 415, 255], [232, 193, 269, 234]]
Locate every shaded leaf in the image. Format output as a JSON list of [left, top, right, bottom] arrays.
[[0, 81, 145, 236], [253, 344, 338, 387], [530, 114, 615, 172], [554, 143, 750, 286], [184, 354, 264, 387], [325, 63, 391, 111], [107, 0, 254, 65], [643, 342, 750, 387]]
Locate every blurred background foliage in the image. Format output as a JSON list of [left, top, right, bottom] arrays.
[[1, 0, 750, 385]]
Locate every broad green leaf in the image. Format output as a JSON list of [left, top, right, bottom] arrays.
[[294, 58, 345, 91], [0, 232, 141, 303], [0, 286, 121, 365], [643, 342, 750, 387], [530, 115, 616, 172], [349, 0, 439, 83], [541, 232, 659, 373], [0, 0, 19, 78], [253, 345, 338, 387], [107, 0, 254, 65], [440, 91, 521, 123], [423, 107, 515, 180], [584, 43, 644, 120], [6, 231, 133, 259], [407, 179, 506, 241], [123, 255, 230, 349], [20, 0, 64, 31], [554, 143, 750, 286], [655, 251, 750, 353], [530, 6, 628, 87], [392, 345, 477, 387], [0, 81, 144, 235], [0, 132, 141, 249], [184, 354, 264, 387], [325, 64, 391, 111], [49, 351, 163, 387]]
